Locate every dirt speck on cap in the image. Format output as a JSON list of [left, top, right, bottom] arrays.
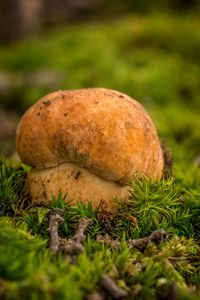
[[43, 100, 51, 105], [75, 170, 81, 180]]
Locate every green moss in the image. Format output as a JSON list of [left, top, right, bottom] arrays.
[[0, 155, 29, 216], [0, 156, 200, 299]]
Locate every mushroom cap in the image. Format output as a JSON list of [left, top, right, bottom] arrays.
[[16, 88, 163, 185]]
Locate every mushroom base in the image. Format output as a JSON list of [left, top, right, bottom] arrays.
[[27, 162, 131, 209]]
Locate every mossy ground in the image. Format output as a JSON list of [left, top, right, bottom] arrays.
[[0, 12, 200, 300]]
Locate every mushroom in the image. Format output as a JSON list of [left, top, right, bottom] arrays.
[[16, 88, 164, 209]]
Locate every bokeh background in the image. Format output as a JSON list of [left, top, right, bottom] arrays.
[[1, 0, 200, 176]]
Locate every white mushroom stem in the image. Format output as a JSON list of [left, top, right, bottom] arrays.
[[27, 162, 131, 209]]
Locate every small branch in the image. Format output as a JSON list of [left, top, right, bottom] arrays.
[[46, 209, 64, 252], [86, 292, 105, 300], [96, 234, 120, 248], [47, 213, 93, 259], [59, 242, 84, 255], [127, 229, 168, 248], [69, 217, 93, 243], [60, 218, 93, 261], [97, 229, 168, 250], [99, 275, 128, 299]]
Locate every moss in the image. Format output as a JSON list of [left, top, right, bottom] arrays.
[[0, 155, 200, 299], [0, 155, 29, 216]]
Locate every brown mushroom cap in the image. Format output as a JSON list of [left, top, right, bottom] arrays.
[[16, 88, 163, 208], [16, 88, 163, 185]]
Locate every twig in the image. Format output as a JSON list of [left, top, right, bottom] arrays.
[[46, 209, 64, 252], [99, 275, 128, 299], [60, 218, 93, 260], [69, 218, 93, 243], [86, 291, 105, 300], [47, 212, 93, 259], [127, 228, 168, 248], [59, 242, 84, 255], [96, 234, 120, 248], [96, 229, 168, 250]]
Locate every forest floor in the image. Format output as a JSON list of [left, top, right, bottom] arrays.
[[0, 12, 200, 300]]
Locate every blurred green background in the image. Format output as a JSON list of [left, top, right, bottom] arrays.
[[0, 0, 200, 176]]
